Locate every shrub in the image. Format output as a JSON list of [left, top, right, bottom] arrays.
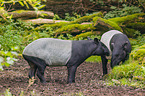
[[106, 44, 145, 88], [104, 4, 142, 19]]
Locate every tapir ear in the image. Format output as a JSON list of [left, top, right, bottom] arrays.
[[94, 38, 99, 44], [87, 37, 92, 40], [111, 43, 115, 48]]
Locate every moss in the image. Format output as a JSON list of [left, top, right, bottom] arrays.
[[54, 23, 95, 35], [107, 61, 140, 79], [126, 22, 145, 34], [93, 17, 122, 31], [131, 44, 145, 63], [127, 22, 145, 28], [71, 12, 103, 24], [34, 22, 70, 31], [106, 61, 145, 88], [10, 10, 31, 14], [109, 13, 145, 24], [123, 28, 137, 37], [74, 31, 96, 39]]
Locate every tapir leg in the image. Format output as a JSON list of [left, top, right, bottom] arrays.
[[31, 58, 46, 83], [101, 55, 108, 76], [67, 65, 77, 83], [37, 65, 46, 83], [23, 55, 47, 83], [28, 61, 37, 79]]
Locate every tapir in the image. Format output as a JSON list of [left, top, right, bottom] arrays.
[[100, 30, 131, 75], [23, 38, 109, 83]]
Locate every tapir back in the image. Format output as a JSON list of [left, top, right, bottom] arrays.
[[23, 38, 72, 66], [100, 30, 123, 55]]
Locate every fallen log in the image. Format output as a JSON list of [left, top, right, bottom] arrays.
[[93, 17, 122, 31], [126, 22, 145, 34], [23, 18, 69, 24], [8, 10, 54, 19], [54, 23, 95, 36]]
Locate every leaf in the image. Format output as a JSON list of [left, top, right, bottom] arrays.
[[4, 89, 12, 96], [11, 51, 18, 56], [11, 46, 19, 51], [0, 63, 3, 70], [0, 57, 3, 63], [6, 57, 14, 65], [24, 1, 29, 9], [110, 6, 117, 10], [38, 5, 46, 10], [19, 1, 24, 6]]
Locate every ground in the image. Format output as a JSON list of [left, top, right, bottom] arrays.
[[0, 58, 145, 96]]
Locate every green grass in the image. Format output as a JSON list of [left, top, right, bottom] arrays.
[[85, 56, 101, 63], [105, 60, 145, 88]]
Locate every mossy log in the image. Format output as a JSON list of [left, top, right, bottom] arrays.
[[54, 24, 96, 36], [93, 17, 122, 31], [126, 23, 145, 34], [109, 13, 145, 25], [93, 13, 145, 36], [74, 31, 99, 39], [23, 18, 69, 24], [71, 12, 103, 24], [34, 22, 71, 31], [123, 28, 137, 37], [8, 10, 54, 19]]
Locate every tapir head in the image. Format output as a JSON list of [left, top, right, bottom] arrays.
[[111, 41, 129, 68], [87, 37, 109, 56]]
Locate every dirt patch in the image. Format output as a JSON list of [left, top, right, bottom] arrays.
[[0, 58, 145, 96]]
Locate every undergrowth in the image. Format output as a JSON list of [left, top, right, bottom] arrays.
[[105, 43, 145, 89]]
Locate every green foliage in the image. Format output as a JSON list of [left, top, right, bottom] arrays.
[[109, 13, 145, 24], [2, 89, 12, 96], [93, 16, 122, 31], [65, 13, 81, 21], [0, 18, 35, 70], [53, 14, 61, 20], [130, 44, 145, 63], [106, 43, 145, 88], [1, 89, 39, 96], [106, 61, 145, 88], [130, 34, 145, 50], [55, 24, 95, 35], [86, 56, 101, 63], [104, 4, 142, 19], [72, 12, 103, 24], [0, 0, 46, 10]]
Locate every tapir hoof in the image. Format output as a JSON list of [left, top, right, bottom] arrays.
[[67, 80, 75, 84]]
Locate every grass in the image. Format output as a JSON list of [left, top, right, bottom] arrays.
[[105, 60, 145, 88], [85, 56, 101, 63]]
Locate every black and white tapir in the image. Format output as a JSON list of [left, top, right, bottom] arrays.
[[22, 38, 109, 83], [100, 30, 131, 75]]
